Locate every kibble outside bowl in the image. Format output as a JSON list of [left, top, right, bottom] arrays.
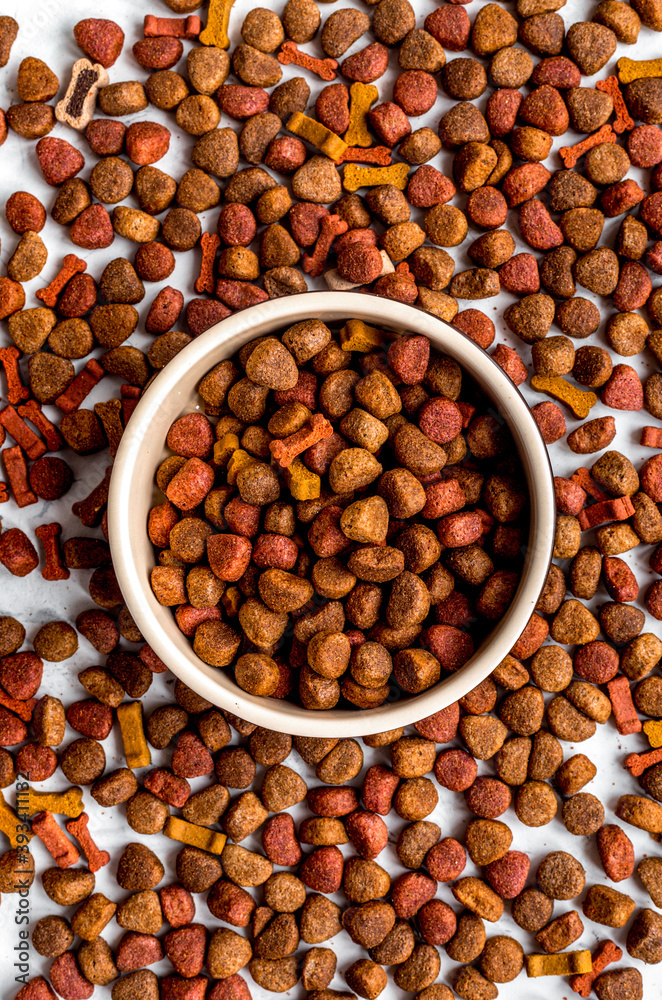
[[108, 291, 555, 737]]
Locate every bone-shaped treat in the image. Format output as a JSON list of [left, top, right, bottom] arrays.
[[66, 812, 110, 872], [344, 82, 378, 147], [596, 76, 634, 133], [617, 55, 662, 84], [199, 0, 236, 49], [0, 790, 32, 848], [278, 41, 337, 81], [342, 162, 410, 193], [559, 124, 615, 169], [23, 786, 84, 818], [31, 810, 79, 867], [56, 58, 109, 130]]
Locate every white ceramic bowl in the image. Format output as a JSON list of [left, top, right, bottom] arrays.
[[108, 291, 555, 737]]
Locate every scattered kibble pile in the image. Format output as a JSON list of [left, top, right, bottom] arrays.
[[2, 0, 662, 996], [149, 323, 529, 709]]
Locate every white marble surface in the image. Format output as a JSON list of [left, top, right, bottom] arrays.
[[0, 0, 661, 997]]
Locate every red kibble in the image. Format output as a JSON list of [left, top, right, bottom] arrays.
[[368, 102, 412, 146], [15, 742, 57, 781], [419, 398, 463, 444], [531, 401, 566, 444], [414, 703, 461, 743], [147, 286, 185, 334], [453, 309, 495, 349], [407, 165, 456, 208], [36, 138, 85, 186], [603, 556, 639, 603], [85, 119, 126, 155], [160, 976, 208, 1000], [434, 748, 477, 791], [602, 364, 644, 410], [491, 344, 528, 386], [208, 879, 256, 926], [300, 845, 344, 893], [208, 975, 252, 1000], [499, 253, 540, 295], [144, 768, 191, 808], [166, 458, 215, 511], [167, 413, 215, 459], [418, 899, 457, 944], [485, 850, 530, 898], [574, 641, 620, 684], [265, 136, 307, 174], [70, 204, 114, 250], [437, 511, 482, 547], [49, 952, 93, 1000], [262, 813, 302, 866], [362, 764, 400, 815], [164, 923, 206, 978], [251, 533, 298, 569], [423, 624, 474, 671], [345, 810, 389, 860], [640, 454, 662, 502], [425, 5, 470, 49], [464, 776, 511, 818], [74, 18, 125, 67], [115, 931, 164, 971], [0, 651, 42, 700], [426, 837, 467, 882], [6, 191, 47, 234], [393, 71, 438, 117], [125, 121, 171, 165], [391, 871, 437, 918], [172, 731, 214, 778], [0, 528, 39, 577], [466, 186, 508, 230], [65, 700, 113, 740], [554, 476, 586, 516], [217, 202, 257, 247], [160, 884, 196, 928], [216, 85, 270, 120], [134, 36, 183, 70]]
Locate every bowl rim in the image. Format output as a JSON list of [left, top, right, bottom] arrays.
[[108, 291, 555, 737]]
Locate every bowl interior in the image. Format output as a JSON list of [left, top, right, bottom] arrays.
[[108, 292, 555, 737]]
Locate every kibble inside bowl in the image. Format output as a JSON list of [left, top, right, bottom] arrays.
[[109, 292, 554, 736]]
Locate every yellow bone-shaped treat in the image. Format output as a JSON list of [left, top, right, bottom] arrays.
[[644, 719, 662, 748], [227, 449, 254, 485], [530, 375, 597, 419], [164, 816, 227, 854], [213, 432, 240, 467], [0, 790, 32, 847], [340, 319, 384, 353], [117, 701, 151, 770], [617, 56, 662, 84], [525, 950, 593, 978], [343, 162, 409, 193], [284, 457, 320, 501], [344, 82, 379, 147], [199, 0, 236, 48], [287, 112, 347, 162], [21, 786, 84, 819]]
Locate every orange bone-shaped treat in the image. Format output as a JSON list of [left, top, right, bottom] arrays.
[[337, 145, 392, 165], [0, 405, 47, 460], [625, 747, 662, 777], [302, 214, 348, 277], [31, 810, 80, 868], [570, 940, 623, 997], [3, 446, 37, 508], [596, 76, 634, 133], [35, 523, 70, 582], [570, 467, 610, 501], [641, 426, 662, 447], [121, 384, 141, 424], [607, 675, 642, 735], [278, 41, 338, 81], [55, 358, 105, 413], [578, 495, 635, 530], [270, 413, 334, 468], [195, 232, 221, 294], [559, 124, 615, 169], [36, 254, 86, 308], [66, 812, 110, 872], [18, 400, 63, 451], [144, 14, 201, 38], [0, 346, 30, 405], [0, 689, 35, 722]]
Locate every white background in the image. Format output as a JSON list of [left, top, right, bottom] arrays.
[[0, 0, 662, 997]]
